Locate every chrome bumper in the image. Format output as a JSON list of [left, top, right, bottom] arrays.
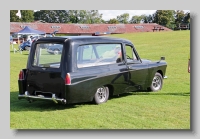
[[18, 91, 67, 104]]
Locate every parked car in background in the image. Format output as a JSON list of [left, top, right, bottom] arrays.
[[19, 36, 40, 50], [20, 35, 48, 50], [46, 34, 53, 37], [19, 39, 32, 50], [18, 36, 167, 105], [46, 44, 63, 55]]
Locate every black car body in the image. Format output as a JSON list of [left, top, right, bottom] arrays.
[[18, 36, 167, 105]]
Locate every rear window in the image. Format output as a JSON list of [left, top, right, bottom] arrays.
[[33, 43, 63, 68]]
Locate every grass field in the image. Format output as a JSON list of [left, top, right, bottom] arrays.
[[10, 30, 190, 129]]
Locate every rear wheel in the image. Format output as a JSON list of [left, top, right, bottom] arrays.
[[149, 72, 163, 92], [93, 86, 109, 104]]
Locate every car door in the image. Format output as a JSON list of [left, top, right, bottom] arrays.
[[26, 42, 65, 98], [124, 44, 149, 91]]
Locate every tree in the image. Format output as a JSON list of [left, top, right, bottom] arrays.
[[54, 10, 69, 23], [34, 10, 69, 23], [183, 12, 190, 23], [21, 10, 34, 22], [129, 14, 148, 23], [175, 10, 185, 24], [10, 10, 20, 22], [108, 18, 119, 24], [84, 10, 103, 24], [153, 10, 175, 29], [117, 13, 129, 24], [34, 10, 104, 24], [67, 10, 83, 23], [129, 15, 140, 23], [143, 15, 153, 23], [10, 10, 34, 22], [174, 10, 185, 29]]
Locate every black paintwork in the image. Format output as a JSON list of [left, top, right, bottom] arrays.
[[18, 36, 167, 104]]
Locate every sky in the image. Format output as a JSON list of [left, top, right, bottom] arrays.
[[98, 10, 190, 21], [98, 10, 156, 20]]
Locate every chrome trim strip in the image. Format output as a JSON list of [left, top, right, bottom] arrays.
[[18, 94, 66, 104]]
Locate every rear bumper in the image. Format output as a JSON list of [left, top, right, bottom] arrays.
[[18, 91, 67, 104]]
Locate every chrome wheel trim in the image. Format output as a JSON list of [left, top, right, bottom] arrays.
[[96, 87, 107, 103], [54, 50, 59, 55], [152, 75, 162, 90]]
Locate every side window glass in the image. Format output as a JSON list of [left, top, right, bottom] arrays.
[[83, 45, 96, 60], [125, 45, 138, 63], [77, 44, 122, 68], [97, 44, 122, 63]]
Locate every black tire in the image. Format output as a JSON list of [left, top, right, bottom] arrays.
[[93, 86, 109, 104], [149, 72, 163, 92]]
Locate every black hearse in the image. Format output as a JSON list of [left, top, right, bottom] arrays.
[[18, 36, 167, 105]]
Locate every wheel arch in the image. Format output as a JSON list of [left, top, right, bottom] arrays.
[[104, 84, 114, 97], [156, 70, 163, 78]]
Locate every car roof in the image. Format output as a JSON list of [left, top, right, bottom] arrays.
[[37, 36, 133, 45], [38, 36, 133, 45], [60, 36, 128, 41]]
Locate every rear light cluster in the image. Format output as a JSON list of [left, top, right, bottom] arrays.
[[65, 73, 71, 85], [19, 70, 24, 80]]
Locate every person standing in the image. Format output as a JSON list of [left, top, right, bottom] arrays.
[[26, 36, 32, 48], [27, 36, 31, 42], [10, 35, 14, 49], [10, 35, 13, 44]]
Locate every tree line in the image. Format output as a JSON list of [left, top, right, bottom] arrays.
[[10, 10, 190, 30]]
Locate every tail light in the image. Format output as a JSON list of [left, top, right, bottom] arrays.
[[19, 70, 24, 80], [65, 73, 71, 85]]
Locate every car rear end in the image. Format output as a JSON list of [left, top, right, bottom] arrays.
[[18, 37, 71, 104]]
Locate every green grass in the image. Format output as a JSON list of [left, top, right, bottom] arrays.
[[10, 30, 190, 129]]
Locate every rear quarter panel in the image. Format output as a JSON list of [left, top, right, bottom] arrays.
[[146, 61, 167, 88], [65, 64, 129, 103]]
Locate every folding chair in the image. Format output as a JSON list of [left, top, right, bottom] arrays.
[[13, 46, 23, 54]]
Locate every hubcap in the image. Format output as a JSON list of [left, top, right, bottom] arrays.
[[152, 75, 161, 90], [96, 87, 107, 102], [54, 50, 59, 55]]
